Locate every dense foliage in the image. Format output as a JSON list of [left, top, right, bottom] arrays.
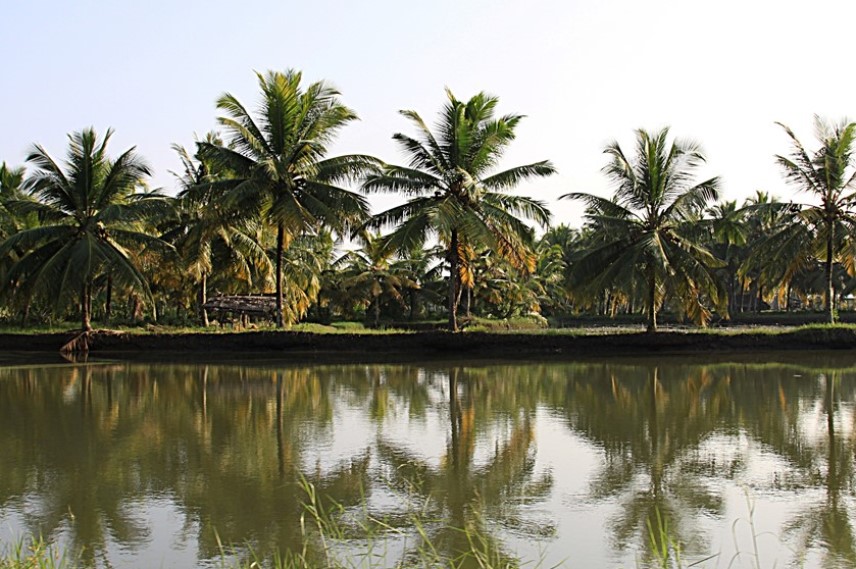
[[1, 70, 855, 331]]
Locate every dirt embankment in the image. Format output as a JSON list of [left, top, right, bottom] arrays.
[[1, 327, 855, 360]]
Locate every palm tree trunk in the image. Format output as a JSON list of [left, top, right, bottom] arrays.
[[20, 297, 30, 329], [373, 296, 380, 327], [275, 223, 285, 328], [826, 222, 836, 323], [131, 294, 141, 322], [199, 272, 209, 327], [786, 281, 792, 312], [104, 274, 112, 325], [748, 279, 758, 312], [756, 284, 763, 314], [728, 274, 735, 316], [82, 282, 92, 331], [448, 230, 459, 332], [466, 287, 472, 318], [739, 278, 746, 313], [646, 268, 657, 333]]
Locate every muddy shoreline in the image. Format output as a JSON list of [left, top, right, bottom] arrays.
[[1, 327, 854, 361]]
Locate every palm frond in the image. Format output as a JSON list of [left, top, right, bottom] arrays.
[[362, 167, 442, 195], [481, 161, 557, 191]]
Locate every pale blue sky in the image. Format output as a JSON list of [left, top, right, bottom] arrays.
[[2, 0, 854, 226]]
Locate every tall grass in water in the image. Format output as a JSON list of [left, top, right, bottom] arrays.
[[0, 537, 74, 569], [644, 493, 781, 569], [215, 477, 535, 569], [0, 486, 779, 569]]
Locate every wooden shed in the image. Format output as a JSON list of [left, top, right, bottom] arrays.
[[202, 295, 278, 322]]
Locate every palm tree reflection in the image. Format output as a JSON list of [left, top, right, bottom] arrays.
[[564, 363, 732, 565], [781, 372, 856, 567], [0, 363, 371, 566], [4, 359, 856, 568], [375, 366, 553, 567]]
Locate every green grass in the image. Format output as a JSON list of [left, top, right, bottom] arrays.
[[702, 322, 856, 336], [0, 487, 795, 569], [0, 479, 539, 569], [0, 537, 73, 569], [3, 319, 856, 340], [0, 325, 77, 335], [0, 322, 418, 336]]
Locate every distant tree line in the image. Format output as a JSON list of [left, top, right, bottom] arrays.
[[2, 69, 856, 332]]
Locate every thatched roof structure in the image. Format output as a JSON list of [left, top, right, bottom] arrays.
[[202, 295, 277, 318]]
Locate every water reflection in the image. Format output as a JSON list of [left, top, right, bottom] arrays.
[[779, 373, 856, 567], [561, 365, 730, 563], [377, 367, 553, 567], [1, 356, 856, 568]]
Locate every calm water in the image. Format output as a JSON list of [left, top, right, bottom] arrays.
[[1, 354, 855, 568]]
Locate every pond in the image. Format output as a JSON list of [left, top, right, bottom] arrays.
[[0, 353, 855, 568]]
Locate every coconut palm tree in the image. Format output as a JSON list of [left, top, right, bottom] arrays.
[[0, 162, 40, 324], [0, 162, 26, 227], [706, 200, 746, 314], [198, 70, 377, 327], [0, 163, 27, 276], [167, 136, 271, 326], [769, 116, 856, 322], [0, 163, 34, 259], [562, 128, 724, 332], [0, 128, 171, 331], [335, 234, 419, 327], [363, 89, 555, 331], [276, 230, 335, 325], [734, 191, 793, 313]]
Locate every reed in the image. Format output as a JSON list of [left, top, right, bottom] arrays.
[[0, 488, 780, 569]]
